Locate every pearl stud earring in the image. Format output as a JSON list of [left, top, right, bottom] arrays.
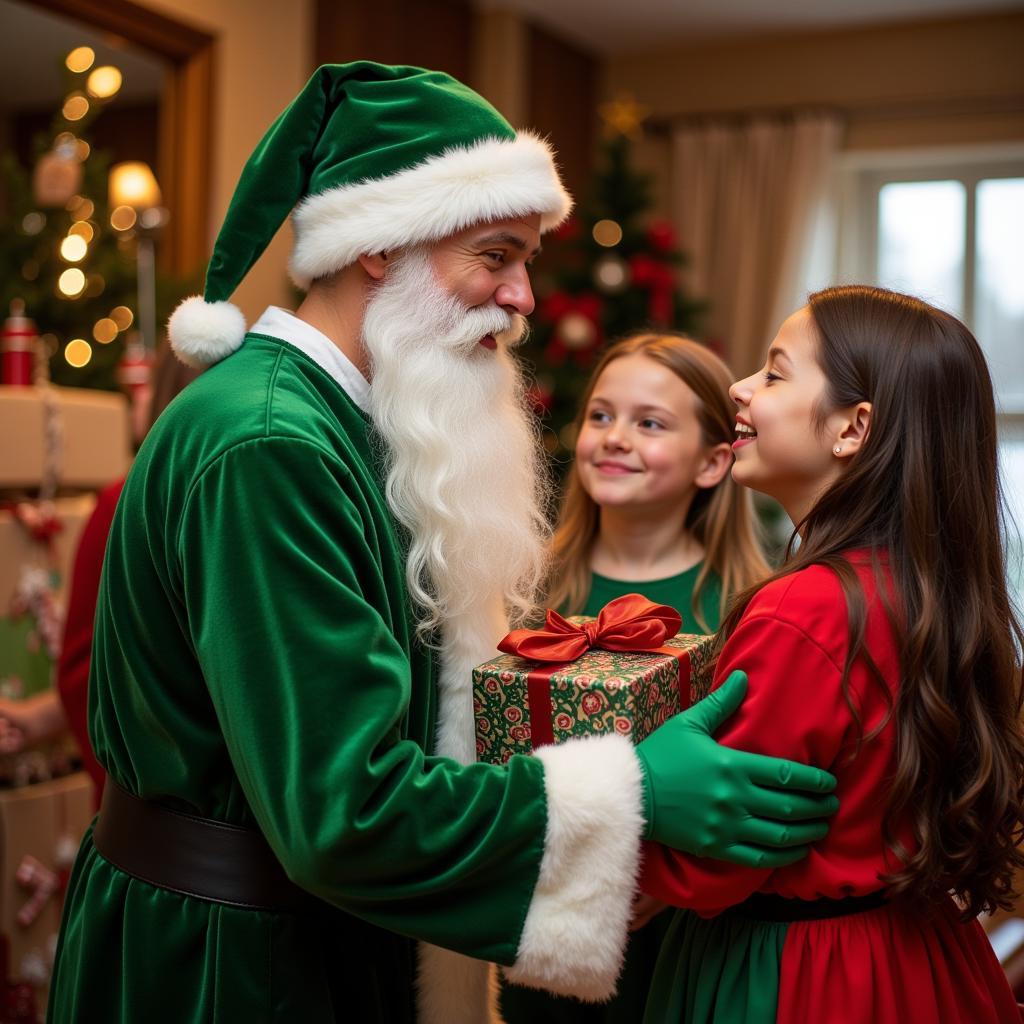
[[833, 445, 842, 456]]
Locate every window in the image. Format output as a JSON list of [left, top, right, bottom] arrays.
[[837, 145, 1024, 605]]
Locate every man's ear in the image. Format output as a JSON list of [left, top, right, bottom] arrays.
[[357, 251, 389, 281]]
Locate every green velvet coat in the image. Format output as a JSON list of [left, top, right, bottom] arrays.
[[48, 333, 551, 1023]]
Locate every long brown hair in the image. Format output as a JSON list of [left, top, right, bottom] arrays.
[[718, 285, 1024, 915], [547, 334, 769, 625]]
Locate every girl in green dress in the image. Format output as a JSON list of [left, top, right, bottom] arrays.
[[501, 333, 770, 1023]]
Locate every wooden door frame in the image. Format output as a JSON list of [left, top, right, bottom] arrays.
[[25, 0, 215, 277]]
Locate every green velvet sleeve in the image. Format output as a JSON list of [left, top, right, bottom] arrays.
[[177, 435, 546, 964]]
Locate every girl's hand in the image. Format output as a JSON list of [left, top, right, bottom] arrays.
[[629, 891, 669, 931], [0, 693, 67, 752]]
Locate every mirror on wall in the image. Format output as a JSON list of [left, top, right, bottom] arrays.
[[0, 0, 213, 388]]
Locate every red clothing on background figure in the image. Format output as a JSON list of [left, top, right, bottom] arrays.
[[56, 478, 123, 805]]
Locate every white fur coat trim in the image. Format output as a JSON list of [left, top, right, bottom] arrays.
[[289, 131, 572, 289], [503, 732, 645, 1003]]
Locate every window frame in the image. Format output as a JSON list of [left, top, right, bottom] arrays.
[[836, 143, 1024, 419]]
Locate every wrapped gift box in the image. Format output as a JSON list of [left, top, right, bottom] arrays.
[[0, 494, 96, 611], [0, 384, 131, 493], [0, 772, 95, 1010], [474, 604, 715, 765]]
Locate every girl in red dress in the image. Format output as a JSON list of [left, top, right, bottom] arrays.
[[640, 285, 1024, 1023]]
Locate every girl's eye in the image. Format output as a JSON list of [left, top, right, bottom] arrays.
[[640, 418, 663, 430], [587, 409, 611, 424], [764, 371, 781, 383]]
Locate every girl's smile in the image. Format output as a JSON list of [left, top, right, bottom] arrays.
[[732, 419, 757, 449]]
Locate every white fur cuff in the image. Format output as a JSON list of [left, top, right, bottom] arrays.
[[503, 733, 645, 1003]]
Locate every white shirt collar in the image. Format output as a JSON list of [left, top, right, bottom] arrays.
[[249, 306, 370, 413]]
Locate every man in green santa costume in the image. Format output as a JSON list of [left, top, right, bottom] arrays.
[[48, 62, 836, 1023]]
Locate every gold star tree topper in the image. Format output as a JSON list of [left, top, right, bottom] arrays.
[[598, 94, 649, 139]]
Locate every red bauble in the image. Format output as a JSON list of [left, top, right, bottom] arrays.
[[554, 217, 581, 242], [646, 221, 676, 254]]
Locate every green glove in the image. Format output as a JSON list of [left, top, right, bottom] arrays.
[[635, 670, 838, 868]]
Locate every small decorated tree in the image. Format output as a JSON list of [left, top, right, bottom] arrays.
[[0, 49, 191, 392], [523, 96, 704, 457]]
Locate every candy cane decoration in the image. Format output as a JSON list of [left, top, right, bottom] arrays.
[[14, 855, 60, 928]]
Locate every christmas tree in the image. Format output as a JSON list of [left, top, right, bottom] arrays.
[[0, 47, 188, 392], [523, 96, 704, 458]]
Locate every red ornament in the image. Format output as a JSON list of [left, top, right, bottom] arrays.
[[118, 335, 154, 444], [554, 217, 581, 242], [541, 293, 604, 367], [646, 221, 676, 254], [628, 255, 676, 327], [2, 300, 37, 387]]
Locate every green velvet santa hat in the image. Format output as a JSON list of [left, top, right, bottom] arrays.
[[168, 61, 573, 368]]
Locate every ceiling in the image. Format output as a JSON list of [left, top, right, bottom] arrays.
[[483, 0, 1024, 54], [0, 0, 1017, 107]]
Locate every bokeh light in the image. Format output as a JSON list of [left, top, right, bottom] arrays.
[[62, 93, 90, 122], [93, 318, 118, 344], [60, 235, 88, 262], [64, 339, 93, 367], [58, 268, 86, 297], [87, 66, 122, 100], [65, 47, 95, 74]]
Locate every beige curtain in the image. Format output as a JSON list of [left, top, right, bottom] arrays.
[[670, 113, 843, 375]]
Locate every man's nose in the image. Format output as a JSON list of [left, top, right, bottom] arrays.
[[495, 265, 535, 317]]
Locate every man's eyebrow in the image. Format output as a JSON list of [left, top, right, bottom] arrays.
[[474, 232, 542, 258]]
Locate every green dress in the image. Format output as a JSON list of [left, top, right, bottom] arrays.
[[501, 565, 722, 1024], [47, 331, 556, 1023]]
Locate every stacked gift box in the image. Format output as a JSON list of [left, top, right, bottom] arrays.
[[0, 381, 131, 1016]]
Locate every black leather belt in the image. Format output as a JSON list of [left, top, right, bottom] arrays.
[[93, 780, 312, 912], [733, 890, 889, 921]]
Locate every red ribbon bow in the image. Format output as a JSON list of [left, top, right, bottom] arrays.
[[498, 594, 683, 662], [496, 595, 686, 749]]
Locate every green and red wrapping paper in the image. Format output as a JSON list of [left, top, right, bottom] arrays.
[[473, 594, 715, 765]]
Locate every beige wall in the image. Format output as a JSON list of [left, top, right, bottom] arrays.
[[141, 0, 314, 322], [607, 11, 1024, 210]]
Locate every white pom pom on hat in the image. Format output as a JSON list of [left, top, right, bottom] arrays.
[[167, 296, 247, 369]]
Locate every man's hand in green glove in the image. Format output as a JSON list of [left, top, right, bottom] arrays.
[[635, 670, 838, 868]]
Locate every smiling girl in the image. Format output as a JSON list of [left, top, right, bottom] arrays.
[[501, 333, 769, 1023], [546, 332, 768, 628], [640, 286, 1024, 1023]]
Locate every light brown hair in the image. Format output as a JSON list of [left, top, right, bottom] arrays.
[[717, 285, 1024, 915], [547, 333, 770, 625]]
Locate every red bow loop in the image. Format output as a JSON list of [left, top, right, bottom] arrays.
[[496, 593, 682, 663]]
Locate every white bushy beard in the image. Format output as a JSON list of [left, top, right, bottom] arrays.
[[362, 247, 551, 667], [363, 248, 552, 1024]]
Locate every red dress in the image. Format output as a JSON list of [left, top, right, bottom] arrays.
[[641, 555, 1020, 1023], [56, 478, 122, 804]]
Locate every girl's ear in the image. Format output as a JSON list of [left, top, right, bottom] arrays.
[[835, 401, 873, 457], [695, 442, 733, 490]]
